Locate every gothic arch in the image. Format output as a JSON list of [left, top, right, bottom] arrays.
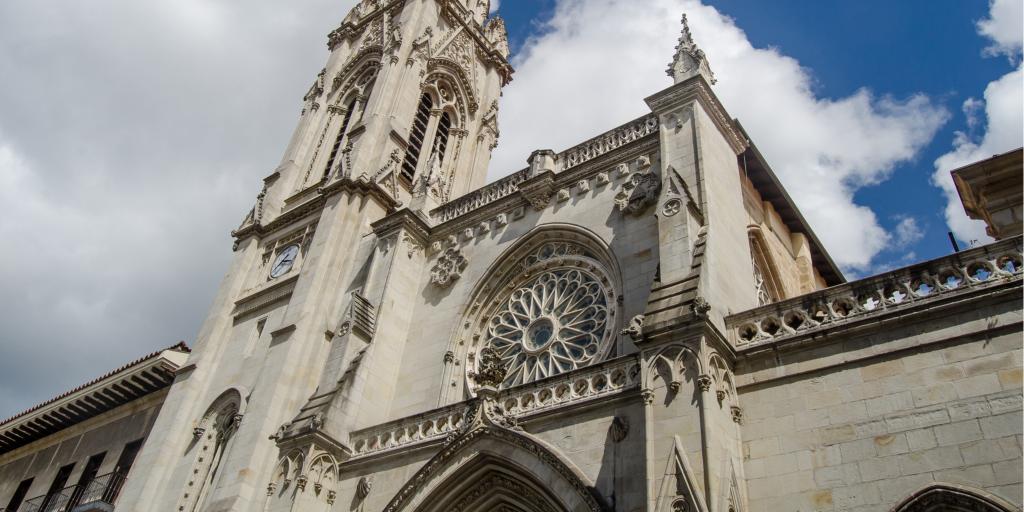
[[423, 61, 476, 124], [177, 388, 247, 512], [330, 48, 383, 103], [383, 427, 610, 512], [747, 226, 784, 306], [447, 224, 624, 393], [645, 344, 702, 398], [891, 483, 1017, 512]]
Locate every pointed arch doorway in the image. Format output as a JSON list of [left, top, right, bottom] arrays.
[[384, 427, 609, 512], [414, 456, 568, 512]]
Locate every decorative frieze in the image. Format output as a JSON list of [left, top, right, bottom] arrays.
[[727, 238, 1023, 347], [559, 114, 659, 170], [432, 169, 530, 223]]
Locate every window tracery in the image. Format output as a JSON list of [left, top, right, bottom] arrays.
[[462, 237, 618, 391], [748, 234, 781, 306]]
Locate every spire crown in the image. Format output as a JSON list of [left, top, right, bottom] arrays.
[[667, 14, 716, 85]]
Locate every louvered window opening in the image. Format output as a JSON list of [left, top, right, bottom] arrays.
[[323, 98, 358, 180], [401, 93, 433, 184], [431, 111, 452, 167]]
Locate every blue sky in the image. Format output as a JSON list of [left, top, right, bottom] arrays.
[[488, 0, 1020, 275], [0, 0, 1019, 417]]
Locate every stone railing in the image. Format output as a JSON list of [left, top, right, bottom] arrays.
[[431, 168, 530, 223], [498, 355, 641, 417], [348, 403, 467, 458], [558, 114, 659, 170], [347, 356, 640, 459], [726, 237, 1023, 348]]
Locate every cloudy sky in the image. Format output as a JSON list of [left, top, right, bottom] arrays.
[[0, 0, 1020, 418]]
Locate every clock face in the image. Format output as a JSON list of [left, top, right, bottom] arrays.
[[269, 244, 300, 279]]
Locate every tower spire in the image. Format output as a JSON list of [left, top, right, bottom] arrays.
[[667, 13, 716, 85]]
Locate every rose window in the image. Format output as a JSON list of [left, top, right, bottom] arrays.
[[483, 268, 612, 387]]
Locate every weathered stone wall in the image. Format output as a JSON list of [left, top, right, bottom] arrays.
[[737, 297, 1022, 511]]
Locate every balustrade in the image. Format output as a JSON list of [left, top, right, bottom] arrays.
[[726, 238, 1023, 348]]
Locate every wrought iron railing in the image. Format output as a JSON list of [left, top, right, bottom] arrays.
[[18, 472, 126, 512], [726, 237, 1023, 348]]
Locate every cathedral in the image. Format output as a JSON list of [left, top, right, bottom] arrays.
[[1, 1, 1021, 511]]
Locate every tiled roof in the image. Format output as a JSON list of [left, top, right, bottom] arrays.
[[0, 342, 190, 454]]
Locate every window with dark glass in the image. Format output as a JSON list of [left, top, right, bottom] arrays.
[[68, 452, 106, 509], [322, 98, 358, 180], [400, 93, 434, 184], [40, 463, 75, 510], [5, 478, 33, 511]]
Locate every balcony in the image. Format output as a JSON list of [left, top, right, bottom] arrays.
[[19, 472, 127, 512]]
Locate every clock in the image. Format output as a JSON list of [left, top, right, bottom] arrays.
[[269, 244, 300, 279]]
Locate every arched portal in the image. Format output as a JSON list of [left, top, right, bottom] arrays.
[[384, 428, 610, 512], [892, 483, 1017, 512]]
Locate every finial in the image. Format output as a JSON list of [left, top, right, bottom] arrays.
[[667, 13, 716, 85]]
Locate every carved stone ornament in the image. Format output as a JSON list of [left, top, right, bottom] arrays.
[[192, 427, 206, 440], [615, 171, 662, 216], [314, 482, 322, 494], [610, 416, 629, 443], [518, 172, 556, 211], [731, 405, 743, 424], [326, 490, 337, 505], [696, 374, 713, 392], [692, 296, 711, 318], [672, 498, 691, 512], [266, 482, 277, 496], [295, 474, 308, 492], [662, 198, 682, 217], [431, 247, 469, 288], [716, 389, 727, 403], [621, 314, 645, 341], [356, 476, 373, 500], [308, 413, 324, 432], [473, 347, 508, 388], [641, 388, 655, 405]]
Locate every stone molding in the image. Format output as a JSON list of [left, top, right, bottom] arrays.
[[644, 75, 747, 155], [891, 482, 1017, 512], [346, 355, 639, 461]]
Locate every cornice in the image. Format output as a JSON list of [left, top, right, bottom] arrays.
[[645, 75, 748, 155], [233, 177, 398, 247], [371, 207, 433, 244]]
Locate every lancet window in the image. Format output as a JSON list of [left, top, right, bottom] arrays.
[[401, 93, 433, 184], [322, 97, 357, 180], [749, 235, 781, 306], [400, 77, 464, 188]]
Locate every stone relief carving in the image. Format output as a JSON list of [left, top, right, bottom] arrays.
[[615, 159, 661, 216], [622, 314, 644, 341], [431, 247, 469, 287]]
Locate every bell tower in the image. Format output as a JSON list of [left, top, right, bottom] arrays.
[[114, 2, 511, 511], [276, 0, 511, 216]]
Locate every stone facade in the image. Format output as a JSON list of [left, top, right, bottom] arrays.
[[1, 2, 1021, 512]]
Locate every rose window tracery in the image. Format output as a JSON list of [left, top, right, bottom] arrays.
[[483, 266, 612, 387]]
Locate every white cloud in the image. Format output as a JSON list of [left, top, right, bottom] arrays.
[[893, 216, 924, 248], [933, 0, 1023, 245], [978, 0, 1024, 62], [490, 0, 948, 271], [0, 0, 357, 416], [490, 0, 500, 14]]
